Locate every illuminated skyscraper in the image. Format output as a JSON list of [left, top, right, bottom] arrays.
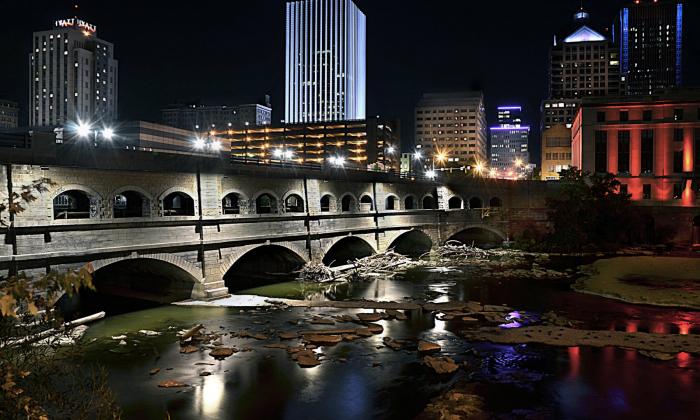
[[29, 17, 118, 127], [490, 106, 530, 172], [285, 0, 366, 124], [619, 0, 683, 95]]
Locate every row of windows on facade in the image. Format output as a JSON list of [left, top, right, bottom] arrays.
[[619, 183, 698, 201], [416, 109, 478, 114], [416, 116, 478, 121], [593, 129, 700, 174], [596, 108, 698, 123], [544, 152, 572, 160], [51, 191, 470, 220]]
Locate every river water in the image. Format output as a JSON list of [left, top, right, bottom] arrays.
[[77, 258, 700, 419]]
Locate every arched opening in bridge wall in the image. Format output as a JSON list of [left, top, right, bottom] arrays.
[[422, 195, 435, 209], [389, 230, 433, 257], [224, 245, 306, 291], [223, 193, 242, 214], [469, 197, 484, 209], [59, 258, 198, 317], [341, 194, 356, 212], [163, 192, 195, 216], [449, 227, 505, 249], [53, 190, 92, 219], [385, 195, 397, 211], [320, 194, 333, 212], [448, 196, 463, 209], [489, 197, 503, 208], [285, 194, 305, 213], [323, 237, 375, 267], [360, 195, 374, 212], [113, 190, 150, 218], [404, 195, 415, 210], [256, 193, 278, 214]]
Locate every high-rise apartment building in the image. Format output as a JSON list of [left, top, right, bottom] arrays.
[[29, 17, 118, 127], [162, 102, 272, 131], [0, 99, 19, 128], [490, 106, 530, 172], [619, 0, 683, 96], [549, 10, 623, 99], [541, 99, 581, 130], [414, 92, 488, 167], [285, 0, 366, 124]]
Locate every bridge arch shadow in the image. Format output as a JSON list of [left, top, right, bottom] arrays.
[[388, 230, 433, 257], [323, 236, 376, 267], [59, 257, 201, 317], [447, 225, 506, 249], [223, 245, 306, 292]]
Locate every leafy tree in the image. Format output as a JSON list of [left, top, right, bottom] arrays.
[[0, 176, 119, 419], [544, 168, 633, 252]]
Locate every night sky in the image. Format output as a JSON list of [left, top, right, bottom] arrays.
[[1, 1, 699, 163]]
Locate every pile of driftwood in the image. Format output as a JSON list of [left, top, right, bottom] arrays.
[[296, 263, 335, 283], [348, 251, 424, 281], [432, 240, 490, 264]]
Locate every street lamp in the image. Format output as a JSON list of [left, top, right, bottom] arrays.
[[74, 119, 115, 146], [101, 127, 114, 140]]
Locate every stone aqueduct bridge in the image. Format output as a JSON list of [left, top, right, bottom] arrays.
[[0, 150, 554, 301]]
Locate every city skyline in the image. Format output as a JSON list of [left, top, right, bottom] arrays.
[[1, 1, 699, 163]]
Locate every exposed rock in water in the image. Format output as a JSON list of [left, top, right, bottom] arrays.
[[310, 316, 335, 325], [302, 334, 343, 346], [420, 387, 487, 420], [423, 355, 459, 374], [357, 312, 384, 322], [139, 330, 161, 336], [264, 343, 289, 350], [209, 347, 237, 359], [355, 328, 373, 337], [418, 340, 441, 353], [149, 368, 160, 375], [385, 309, 408, 320], [180, 345, 199, 354], [462, 326, 700, 355], [158, 380, 188, 388], [278, 331, 299, 340], [638, 350, 677, 361], [292, 350, 321, 367], [382, 337, 407, 351], [365, 323, 384, 334], [199, 371, 212, 376], [342, 334, 360, 341]]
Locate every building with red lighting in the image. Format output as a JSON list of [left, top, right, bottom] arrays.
[[572, 90, 700, 206]]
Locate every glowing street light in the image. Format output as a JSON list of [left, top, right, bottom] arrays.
[[474, 162, 484, 175], [210, 140, 222, 151], [193, 137, 206, 149], [329, 156, 345, 167], [273, 148, 284, 158], [489, 168, 498, 178], [413, 151, 423, 160], [283, 150, 294, 160], [425, 169, 437, 179], [101, 127, 114, 140], [436, 152, 447, 163], [514, 158, 523, 168], [76, 120, 92, 138], [387, 145, 395, 154]]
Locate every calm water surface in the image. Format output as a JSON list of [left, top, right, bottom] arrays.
[[78, 259, 700, 419]]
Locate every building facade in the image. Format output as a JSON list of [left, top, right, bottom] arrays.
[[549, 11, 623, 100], [541, 124, 573, 180], [29, 18, 118, 127], [572, 90, 700, 205], [414, 92, 488, 168], [220, 117, 397, 170], [490, 106, 530, 173], [161, 102, 272, 131], [0, 99, 19, 128], [619, 0, 683, 96], [285, 0, 366, 124]]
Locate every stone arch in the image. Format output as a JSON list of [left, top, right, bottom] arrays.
[[282, 190, 306, 213], [446, 224, 507, 248], [468, 196, 484, 209], [109, 186, 153, 218], [89, 253, 204, 283], [158, 186, 197, 217], [221, 243, 308, 291], [359, 193, 374, 212], [384, 194, 400, 211], [489, 197, 503, 208], [386, 229, 433, 256], [52, 184, 102, 220], [253, 190, 280, 214], [403, 194, 417, 210], [319, 192, 336, 212], [322, 235, 377, 267], [219, 242, 309, 278], [340, 192, 358, 212], [448, 195, 464, 209], [221, 189, 250, 215]]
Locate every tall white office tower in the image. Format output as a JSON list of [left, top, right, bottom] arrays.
[[285, 0, 366, 124], [29, 18, 118, 127]]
